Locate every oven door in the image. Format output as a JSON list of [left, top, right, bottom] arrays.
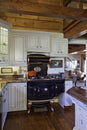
[[27, 81, 54, 100]]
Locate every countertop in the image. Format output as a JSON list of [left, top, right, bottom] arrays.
[[0, 77, 72, 96], [67, 87, 87, 105], [27, 78, 72, 81], [0, 78, 27, 96]]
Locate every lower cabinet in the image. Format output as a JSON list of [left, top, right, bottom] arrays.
[[2, 84, 8, 129], [8, 83, 27, 112], [59, 80, 73, 108], [74, 100, 87, 130]]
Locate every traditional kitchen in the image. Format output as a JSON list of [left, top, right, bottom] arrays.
[[0, 1, 87, 130]]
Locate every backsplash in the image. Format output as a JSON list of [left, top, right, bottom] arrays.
[[0, 66, 27, 75]]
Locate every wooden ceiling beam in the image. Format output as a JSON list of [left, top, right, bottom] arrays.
[[0, 1, 87, 21], [0, 0, 62, 6], [0, 13, 63, 32], [69, 44, 85, 53], [0, 12, 63, 22], [64, 20, 80, 32], [64, 21, 87, 39], [63, 0, 72, 6]]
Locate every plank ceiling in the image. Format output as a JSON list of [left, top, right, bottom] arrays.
[[0, 0, 87, 53]]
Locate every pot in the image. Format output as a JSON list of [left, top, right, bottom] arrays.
[[28, 71, 36, 77]]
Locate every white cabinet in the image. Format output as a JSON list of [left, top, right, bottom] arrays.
[[8, 83, 27, 112], [0, 19, 11, 65], [59, 80, 73, 108], [27, 32, 50, 53], [50, 38, 68, 57], [2, 84, 8, 129], [74, 100, 87, 130], [10, 32, 27, 66]]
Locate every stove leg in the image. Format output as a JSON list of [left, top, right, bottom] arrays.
[[28, 101, 32, 114], [50, 100, 54, 111]]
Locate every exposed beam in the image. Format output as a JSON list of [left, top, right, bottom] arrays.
[[0, 13, 63, 32], [63, 0, 72, 6], [0, 1, 87, 21], [71, 0, 87, 3], [64, 21, 87, 39], [64, 21, 80, 33], [69, 44, 85, 53]]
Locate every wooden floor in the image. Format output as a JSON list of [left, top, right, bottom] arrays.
[[4, 104, 75, 130]]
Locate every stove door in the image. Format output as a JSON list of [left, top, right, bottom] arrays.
[[27, 81, 54, 100]]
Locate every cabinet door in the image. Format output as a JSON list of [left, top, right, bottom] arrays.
[[8, 83, 27, 112], [75, 104, 87, 130], [2, 85, 8, 129], [39, 34, 50, 52], [51, 38, 68, 57], [8, 83, 18, 111], [51, 38, 59, 55], [27, 33, 38, 52], [58, 39, 68, 56], [13, 35, 26, 65], [59, 80, 73, 108], [17, 83, 27, 110], [27, 33, 50, 53]]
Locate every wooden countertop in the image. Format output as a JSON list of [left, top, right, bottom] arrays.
[[67, 87, 87, 105]]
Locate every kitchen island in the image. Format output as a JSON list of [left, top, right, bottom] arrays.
[[67, 87, 87, 130]]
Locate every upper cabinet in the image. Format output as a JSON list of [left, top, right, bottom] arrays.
[[27, 32, 50, 53], [8, 29, 68, 66], [0, 19, 11, 65], [10, 31, 27, 66], [50, 38, 68, 57]]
